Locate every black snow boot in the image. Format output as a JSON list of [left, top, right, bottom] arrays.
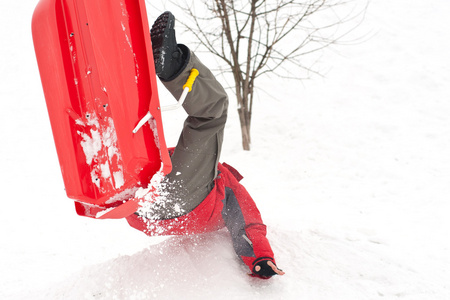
[[150, 11, 188, 81]]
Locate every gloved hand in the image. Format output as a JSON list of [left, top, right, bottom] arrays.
[[252, 258, 285, 279]]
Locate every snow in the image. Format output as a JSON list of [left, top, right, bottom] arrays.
[[1, 0, 450, 299], [79, 128, 102, 165]]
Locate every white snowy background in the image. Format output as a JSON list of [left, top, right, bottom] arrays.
[[1, 0, 450, 299]]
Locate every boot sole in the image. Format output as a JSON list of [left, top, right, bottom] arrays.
[[150, 12, 176, 75]]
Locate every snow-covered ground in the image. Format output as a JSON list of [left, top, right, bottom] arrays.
[[1, 0, 450, 299]]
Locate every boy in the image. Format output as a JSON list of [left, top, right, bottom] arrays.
[[126, 12, 284, 279]]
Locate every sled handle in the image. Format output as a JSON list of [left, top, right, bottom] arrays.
[[132, 68, 199, 133], [183, 68, 199, 92]]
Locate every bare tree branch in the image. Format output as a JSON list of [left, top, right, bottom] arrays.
[[158, 0, 369, 150]]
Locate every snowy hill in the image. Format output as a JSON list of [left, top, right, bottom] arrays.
[[1, 0, 450, 299]]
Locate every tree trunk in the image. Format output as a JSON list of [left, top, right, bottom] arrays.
[[238, 107, 251, 151]]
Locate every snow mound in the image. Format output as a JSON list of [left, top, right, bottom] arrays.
[[22, 231, 286, 299]]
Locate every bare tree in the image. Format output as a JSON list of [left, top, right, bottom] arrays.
[[155, 0, 368, 150]]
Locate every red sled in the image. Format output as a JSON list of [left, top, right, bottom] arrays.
[[32, 0, 172, 219]]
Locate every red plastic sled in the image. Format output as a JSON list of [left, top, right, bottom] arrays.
[[32, 0, 172, 219]]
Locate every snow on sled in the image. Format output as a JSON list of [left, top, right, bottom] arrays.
[[32, 0, 172, 219]]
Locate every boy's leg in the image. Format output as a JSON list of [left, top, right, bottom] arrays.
[[158, 49, 228, 218], [147, 15, 228, 219]]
